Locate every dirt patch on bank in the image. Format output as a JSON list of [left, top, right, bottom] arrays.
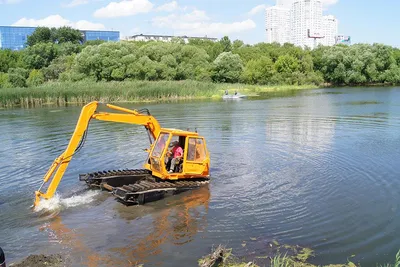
[[10, 254, 66, 267]]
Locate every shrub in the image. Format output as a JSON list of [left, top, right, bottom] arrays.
[[212, 52, 243, 83], [0, 72, 11, 88], [27, 69, 45, 87], [8, 68, 29, 87]]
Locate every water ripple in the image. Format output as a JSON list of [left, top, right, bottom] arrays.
[[2, 89, 400, 265]]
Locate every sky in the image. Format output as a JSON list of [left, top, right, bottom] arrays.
[[0, 0, 400, 46]]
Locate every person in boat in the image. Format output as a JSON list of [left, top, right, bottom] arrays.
[[0, 247, 5, 267], [225, 90, 228, 95], [168, 141, 183, 173]]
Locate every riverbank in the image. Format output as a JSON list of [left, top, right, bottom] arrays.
[[0, 80, 319, 108], [199, 244, 400, 267], [10, 245, 399, 267]]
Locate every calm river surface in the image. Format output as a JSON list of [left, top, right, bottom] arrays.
[[1, 87, 400, 266]]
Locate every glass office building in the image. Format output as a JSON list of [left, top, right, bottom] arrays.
[[0, 26, 120, 50], [82, 30, 119, 42], [0, 26, 36, 50]]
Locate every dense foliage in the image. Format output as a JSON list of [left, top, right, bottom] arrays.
[[27, 26, 83, 46], [2, 26, 400, 89]]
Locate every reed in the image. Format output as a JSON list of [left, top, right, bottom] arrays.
[[0, 80, 319, 108], [378, 250, 400, 267], [270, 254, 292, 267]]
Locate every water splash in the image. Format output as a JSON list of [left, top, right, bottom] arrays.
[[34, 190, 100, 213], [62, 190, 100, 208], [34, 194, 63, 213]]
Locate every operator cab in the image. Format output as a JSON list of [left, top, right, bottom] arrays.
[[148, 130, 208, 179]]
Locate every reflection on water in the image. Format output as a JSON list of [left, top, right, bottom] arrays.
[[266, 93, 336, 153], [42, 187, 210, 266], [2, 87, 400, 266]]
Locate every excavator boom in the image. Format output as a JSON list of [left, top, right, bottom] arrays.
[[34, 101, 161, 207]]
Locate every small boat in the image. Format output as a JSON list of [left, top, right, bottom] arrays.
[[222, 93, 247, 100]]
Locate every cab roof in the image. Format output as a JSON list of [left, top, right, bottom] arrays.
[[161, 128, 200, 136]]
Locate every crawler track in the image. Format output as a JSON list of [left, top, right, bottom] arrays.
[[79, 169, 209, 205]]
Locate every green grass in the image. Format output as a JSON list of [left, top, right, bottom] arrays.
[[198, 245, 400, 267], [0, 80, 320, 107], [378, 250, 400, 267]]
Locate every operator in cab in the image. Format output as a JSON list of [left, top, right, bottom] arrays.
[[168, 141, 183, 173]]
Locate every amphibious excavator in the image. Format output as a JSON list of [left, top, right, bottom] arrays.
[[33, 101, 210, 207]]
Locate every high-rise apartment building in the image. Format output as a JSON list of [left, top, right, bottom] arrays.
[[265, 0, 339, 49], [322, 15, 338, 46], [265, 5, 290, 44], [290, 0, 323, 48]]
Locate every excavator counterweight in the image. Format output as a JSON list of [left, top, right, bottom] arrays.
[[34, 101, 210, 207]]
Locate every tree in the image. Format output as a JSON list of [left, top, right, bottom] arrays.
[[8, 68, 29, 87], [275, 55, 299, 74], [55, 26, 83, 44], [241, 56, 275, 84], [42, 54, 75, 81], [83, 40, 106, 47], [188, 39, 223, 61], [382, 64, 400, 84], [219, 36, 232, 52], [300, 54, 314, 73], [0, 72, 10, 88], [212, 52, 243, 83], [23, 43, 58, 69], [234, 45, 262, 64], [27, 26, 83, 46], [57, 42, 82, 56], [27, 69, 45, 86], [27, 27, 54, 46], [232, 40, 244, 51], [72, 41, 212, 82], [0, 50, 26, 73]]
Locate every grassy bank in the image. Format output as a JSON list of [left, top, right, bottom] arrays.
[[0, 80, 319, 108], [199, 244, 400, 267]]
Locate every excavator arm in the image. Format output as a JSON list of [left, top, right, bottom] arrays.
[[34, 101, 161, 207]]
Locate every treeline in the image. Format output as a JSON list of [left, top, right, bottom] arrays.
[[2, 26, 400, 89]]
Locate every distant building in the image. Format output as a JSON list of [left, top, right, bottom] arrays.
[[266, 0, 342, 49], [265, 5, 290, 44], [81, 30, 119, 43], [0, 26, 35, 50], [290, 0, 323, 48], [322, 15, 338, 46], [124, 34, 218, 43], [0, 26, 120, 50], [335, 35, 351, 45]]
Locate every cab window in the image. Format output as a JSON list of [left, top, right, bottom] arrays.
[[152, 133, 170, 158], [187, 138, 206, 162]]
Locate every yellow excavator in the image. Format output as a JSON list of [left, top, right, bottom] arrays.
[[34, 101, 210, 207]]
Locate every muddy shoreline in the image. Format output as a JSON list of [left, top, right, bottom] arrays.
[[9, 254, 66, 267]]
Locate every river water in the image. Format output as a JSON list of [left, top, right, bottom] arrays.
[[1, 87, 400, 266]]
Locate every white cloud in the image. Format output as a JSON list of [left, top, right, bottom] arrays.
[[75, 20, 106, 30], [156, 1, 178, 12], [94, 0, 153, 18], [121, 27, 141, 39], [182, 10, 210, 22], [12, 15, 106, 30], [247, 4, 268, 16], [152, 10, 256, 37]]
